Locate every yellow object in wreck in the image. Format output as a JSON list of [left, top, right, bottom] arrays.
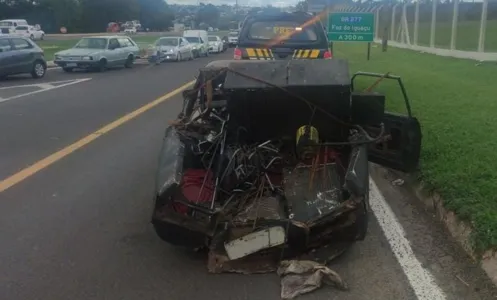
[[296, 125, 319, 159]]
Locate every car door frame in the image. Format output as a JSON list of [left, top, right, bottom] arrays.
[[0, 38, 15, 76], [351, 72, 422, 173], [10, 37, 35, 74], [106, 38, 122, 66]]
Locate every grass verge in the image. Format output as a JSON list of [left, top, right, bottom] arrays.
[[407, 20, 497, 52], [334, 42, 497, 253]]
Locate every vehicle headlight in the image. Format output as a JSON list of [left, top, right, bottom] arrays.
[[192, 46, 197, 49], [82, 56, 93, 60], [54, 55, 61, 60]]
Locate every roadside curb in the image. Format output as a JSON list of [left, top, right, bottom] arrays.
[[369, 164, 497, 287]]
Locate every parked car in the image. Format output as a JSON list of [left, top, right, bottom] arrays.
[[147, 37, 194, 64], [183, 30, 209, 58], [53, 36, 140, 72], [207, 35, 223, 53], [221, 36, 229, 52], [0, 19, 28, 34], [124, 27, 137, 34], [0, 35, 47, 79], [13, 25, 45, 40], [228, 31, 239, 47]]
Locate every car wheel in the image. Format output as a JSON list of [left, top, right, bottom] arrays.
[[124, 55, 134, 68], [97, 59, 107, 72], [63, 68, 73, 73], [30, 34, 34, 40], [31, 60, 46, 78]]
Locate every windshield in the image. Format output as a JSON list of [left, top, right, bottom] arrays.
[[247, 21, 318, 42], [74, 38, 108, 49], [229, 32, 238, 37], [185, 37, 200, 44], [208, 36, 218, 42], [156, 38, 178, 46], [0, 21, 13, 27]]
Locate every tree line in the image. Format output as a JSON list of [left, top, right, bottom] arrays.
[[0, 0, 175, 33]]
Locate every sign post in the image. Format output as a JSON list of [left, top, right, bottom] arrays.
[[327, 12, 375, 60]]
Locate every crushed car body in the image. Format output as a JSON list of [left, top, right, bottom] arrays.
[[151, 58, 422, 274]]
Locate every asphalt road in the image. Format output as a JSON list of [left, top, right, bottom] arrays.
[[1, 51, 497, 300]]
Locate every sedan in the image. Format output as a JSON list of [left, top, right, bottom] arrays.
[[208, 35, 223, 53], [53, 36, 140, 72], [13, 25, 45, 40], [147, 37, 194, 64], [0, 35, 47, 79]]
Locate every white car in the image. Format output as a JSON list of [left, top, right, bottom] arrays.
[[124, 27, 137, 34], [228, 31, 238, 47], [13, 25, 44, 40], [207, 36, 223, 53]]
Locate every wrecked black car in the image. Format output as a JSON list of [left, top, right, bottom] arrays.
[[151, 59, 422, 272]]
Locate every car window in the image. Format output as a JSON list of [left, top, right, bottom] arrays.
[[247, 21, 318, 42], [117, 38, 130, 47], [229, 32, 238, 37], [185, 37, 200, 44], [156, 38, 178, 46], [208, 36, 218, 42], [16, 26, 28, 30], [0, 39, 12, 52], [11, 38, 32, 50], [75, 38, 107, 49], [126, 38, 136, 46], [0, 21, 13, 27], [108, 38, 120, 49]]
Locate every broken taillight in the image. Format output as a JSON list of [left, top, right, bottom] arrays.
[[234, 48, 242, 60]]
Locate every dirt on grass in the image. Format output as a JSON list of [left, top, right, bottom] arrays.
[[334, 42, 497, 253]]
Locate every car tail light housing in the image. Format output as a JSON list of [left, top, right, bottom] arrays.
[[234, 48, 242, 60], [324, 50, 332, 59]]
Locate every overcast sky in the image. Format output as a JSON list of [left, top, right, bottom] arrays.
[[168, 0, 296, 7]]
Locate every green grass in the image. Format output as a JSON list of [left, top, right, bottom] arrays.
[[333, 42, 497, 253], [406, 20, 497, 52]]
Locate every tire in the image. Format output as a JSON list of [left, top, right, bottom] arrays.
[[124, 55, 134, 68], [63, 68, 73, 73], [30, 34, 34, 40], [31, 60, 46, 78], [97, 59, 107, 72]]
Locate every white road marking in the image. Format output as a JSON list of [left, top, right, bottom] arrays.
[[0, 78, 91, 104], [370, 178, 447, 299]]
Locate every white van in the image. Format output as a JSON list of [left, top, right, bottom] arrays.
[[183, 30, 209, 58], [0, 19, 28, 34]]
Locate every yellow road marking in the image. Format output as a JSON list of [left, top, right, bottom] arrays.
[[0, 80, 195, 193]]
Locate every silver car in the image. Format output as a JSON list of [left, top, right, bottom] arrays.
[[53, 36, 140, 72], [147, 37, 194, 63]]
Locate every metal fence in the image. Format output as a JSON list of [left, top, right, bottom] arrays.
[[333, 1, 497, 60]]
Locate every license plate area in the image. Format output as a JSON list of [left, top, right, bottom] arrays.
[[66, 63, 77, 67]]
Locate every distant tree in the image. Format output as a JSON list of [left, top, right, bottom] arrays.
[[195, 3, 220, 28]]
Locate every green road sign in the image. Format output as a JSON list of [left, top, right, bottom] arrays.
[[327, 12, 375, 42]]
